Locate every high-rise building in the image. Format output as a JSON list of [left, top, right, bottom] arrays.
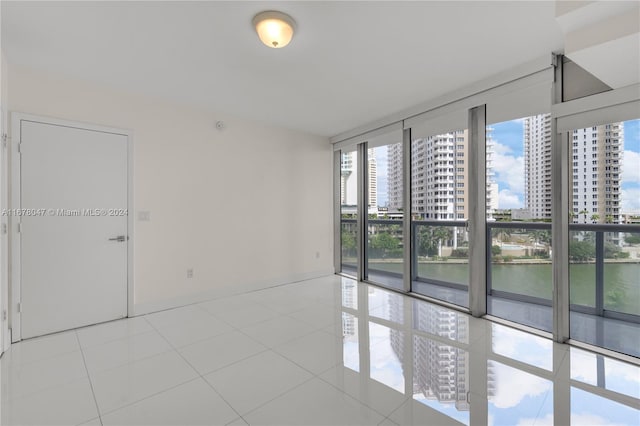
[[524, 114, 623, 224], [340, 151, 356, 206], [368, 148, 378, 209], [524, 114, 553, 219], [389, 298, 474, 411], [388, 143, 403, 210], [388, 130, 497, 220], [340, 149, 380, 213]]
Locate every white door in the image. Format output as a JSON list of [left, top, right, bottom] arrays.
[[19, 119, 128, 339]]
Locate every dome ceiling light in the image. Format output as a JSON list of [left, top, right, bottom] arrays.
[[252, 10, 296, 48]]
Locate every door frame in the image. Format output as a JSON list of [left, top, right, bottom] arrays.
[[10, 113, 134, 342]]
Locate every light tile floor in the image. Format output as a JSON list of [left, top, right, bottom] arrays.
[[1, 275, 638, 425]]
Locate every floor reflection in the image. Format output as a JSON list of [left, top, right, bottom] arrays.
[[337, 276, 640, 426]]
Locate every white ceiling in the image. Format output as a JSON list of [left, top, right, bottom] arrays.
[[1, 1, 564, 137]]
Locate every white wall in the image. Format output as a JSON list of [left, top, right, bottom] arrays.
[[0, 49, 8, 351], [8, 64, 334, 315]]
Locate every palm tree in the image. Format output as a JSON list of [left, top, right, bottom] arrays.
[[579, 209, 589, 223], [590, 213, 600, 224], [433, 227, 451, 257]]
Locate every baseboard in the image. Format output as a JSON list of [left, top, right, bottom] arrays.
[[131, 268, 335, 316]]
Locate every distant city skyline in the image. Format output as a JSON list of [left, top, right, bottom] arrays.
[[342, 118, 639, 215]]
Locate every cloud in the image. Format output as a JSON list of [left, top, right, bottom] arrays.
[[491, 324, 554, 371], [622, 150, 640, 184], [491, 142, 525, 196], [498, 189, 523, 209], [531, 413, 628, 426], [621, 188, 640, 212], [489, 362, 552, 408]]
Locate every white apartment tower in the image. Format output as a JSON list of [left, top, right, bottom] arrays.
[[388, 130, 497, 220], [388, 143, 403, 210], [524, 114, 623, 224], [368, 148, 378, 209], [571, 123, 624, 224], [524, 114, 553, 219], [340, 151, 356, 205], [340, 149, 380, 212]]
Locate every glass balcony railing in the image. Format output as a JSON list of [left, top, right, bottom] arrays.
[[485, 221, 640, 334], [366, 219, 403, 290], [341, 218, 639, 341], [412, 220, 469, 308], [340, 218, 357, 276], [568, 224, 640, 320], [486, 222, 553, 331]]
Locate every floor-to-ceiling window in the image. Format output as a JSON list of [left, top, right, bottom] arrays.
[[340, 149, 358, 277], [485, 114, 553, 332], [364, 132, 404, 290], [409, 111, 470, 308], [333, 60, 640, 360], [568, 118, 640, 356]]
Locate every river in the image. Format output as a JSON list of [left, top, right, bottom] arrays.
[[365, 261, 640, 316]]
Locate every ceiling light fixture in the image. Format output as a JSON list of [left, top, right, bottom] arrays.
[[252, 11, 296, 49]]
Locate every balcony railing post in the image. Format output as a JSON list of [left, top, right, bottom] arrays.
[[486, 224, 492, 296], [595, 231, 605, 316], [412, 222, 418, 282], [357, 143, 367, 282]]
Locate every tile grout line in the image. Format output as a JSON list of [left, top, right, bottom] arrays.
[[74, 331, 104, 426], [91, 317, 208, 419], [147, 307, 349, 424], [143, 315, 248, 424], [313, 368, 407, 420]]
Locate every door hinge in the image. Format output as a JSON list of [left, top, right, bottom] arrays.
[[1, 223, 6, 235], [17, 143, 21, 154], [1, 133, 7, 149], [2, 310, 6, 321], [17, 222, 22, 233], [17, 303, 21, 313]]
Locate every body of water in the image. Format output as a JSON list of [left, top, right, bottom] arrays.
[[365, 261, 640, 316]]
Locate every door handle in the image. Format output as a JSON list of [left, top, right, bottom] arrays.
[[108, 235, 127, 242]]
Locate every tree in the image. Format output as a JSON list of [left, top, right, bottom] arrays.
[[491, 245, 502, 256], [624, 234, 640, 245], [492, 227, 512, 243], [569, 240, 595, 261], [369, 232, 400, 258], [579, 209, 589, 222], [590, 214, 600, 224], [433, 227, 451, 257], [604, 242, 622, 259], [341, 232, 356, 257]]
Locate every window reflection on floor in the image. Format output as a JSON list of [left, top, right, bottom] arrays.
[[335, 276, 640, 426]]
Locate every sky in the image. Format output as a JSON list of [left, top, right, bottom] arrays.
[[484, 118, 640, 212], [338, 283, 640, 426], [371, 119, 640, 212]]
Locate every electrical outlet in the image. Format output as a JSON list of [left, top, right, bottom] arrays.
[[187, 268, 194, 279]]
